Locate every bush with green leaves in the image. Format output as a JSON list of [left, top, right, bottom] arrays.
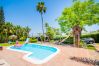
[[53, 35, 65, 41], [62, 37, 73, 44], [30, 37, 37, 43], [40, 35, 45, 41], [0, 35, 5, 43], [86, 44, 96, 50], [19, 36, 26, 41]]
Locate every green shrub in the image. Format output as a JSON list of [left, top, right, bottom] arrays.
[[54, 35, 73, 44], [79, 40, 87, 48], [40, 35, 45, 41], [86, 44, 96, 50], [0, 35, 5, 43], [49, 40, 54, 42], [19, 37, 26, 41], [30, 38, 37, 43], [53, 36, 65, 41], [62, 37, 73, 44]]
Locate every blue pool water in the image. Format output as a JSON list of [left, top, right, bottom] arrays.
[[10, 44, 57, 60]]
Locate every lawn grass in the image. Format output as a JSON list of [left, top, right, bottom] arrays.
[[0, 43, 11, 46], [86, 44, 96, 50], [96, 43, 99, 45], [0, 41, 24, 46]]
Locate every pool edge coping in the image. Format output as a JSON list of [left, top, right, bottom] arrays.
[[7, 43, 60, 64]]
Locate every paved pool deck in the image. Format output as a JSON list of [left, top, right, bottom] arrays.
[[0, 42, 98, 66]]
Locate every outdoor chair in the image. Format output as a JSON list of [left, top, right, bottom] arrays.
[[25, 38, 30, 44]]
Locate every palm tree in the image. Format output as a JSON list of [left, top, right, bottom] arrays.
[[36, 2, 47, 40], [2, 22, 13, 42]]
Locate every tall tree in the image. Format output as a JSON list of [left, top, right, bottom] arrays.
[[3, 22, 13, 42], [36, 2, 47, 40], [0, 6, 5, 42], [57, 0, 99, 47], [0, 6, 5, 32]]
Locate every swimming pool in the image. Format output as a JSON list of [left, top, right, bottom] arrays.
[[7, 43, 59, 64]]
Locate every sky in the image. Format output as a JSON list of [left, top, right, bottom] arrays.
[[0, 0, 99, 36]]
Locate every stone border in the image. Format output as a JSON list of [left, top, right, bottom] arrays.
[[7, 43, 60, 64]]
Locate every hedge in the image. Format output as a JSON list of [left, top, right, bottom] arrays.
[[54, 32, 99, 44], [54, 36, 73, 44], [62, 37, 73, 44]]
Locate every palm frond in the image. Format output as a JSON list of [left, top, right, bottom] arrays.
[[43, 7, 46, 13], [36, 1, 46, 14]]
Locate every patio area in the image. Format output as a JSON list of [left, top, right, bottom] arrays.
[[0, 43, 98, 66]]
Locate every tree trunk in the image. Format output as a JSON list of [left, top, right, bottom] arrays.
[[73, 34, 81, 47], [73, 25, 82, 47], [5, 32, 8, 42], [41, 13, 45, 42]]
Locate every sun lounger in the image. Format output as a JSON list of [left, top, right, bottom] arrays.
[[24, 38, 30, 44]]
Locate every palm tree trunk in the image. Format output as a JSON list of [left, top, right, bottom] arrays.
[[41, 13, 45, 41], [6, 32, 7, 42]]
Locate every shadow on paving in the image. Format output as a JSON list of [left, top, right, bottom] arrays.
[[70, 56, 99, 66]]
